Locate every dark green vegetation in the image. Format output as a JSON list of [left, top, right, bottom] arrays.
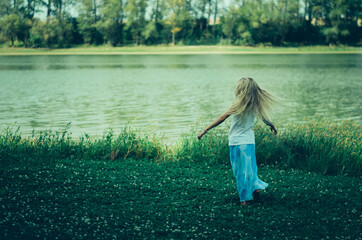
[[1, 117, 361, 239], [1, 117, 360, 177], [0, 0, 360, 48], [1, 154, 361, 239]]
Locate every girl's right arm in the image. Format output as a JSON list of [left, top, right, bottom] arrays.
[[197, 112, 231, 140], [262, 118, 277, 135]]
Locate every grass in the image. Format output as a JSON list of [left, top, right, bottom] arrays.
[[1, 158, 360, 239], [0, 45, 361, 55], [0, 117, 361, 239], [1, 117, 360, 177]]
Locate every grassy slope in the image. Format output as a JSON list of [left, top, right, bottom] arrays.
[[1, 157, 360, 239], [0, 45, 361, 55]]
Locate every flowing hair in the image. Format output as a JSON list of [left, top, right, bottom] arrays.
[[227, 77, 274, 121]]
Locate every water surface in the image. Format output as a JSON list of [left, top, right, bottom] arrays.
[[0, 54, 361, 142]]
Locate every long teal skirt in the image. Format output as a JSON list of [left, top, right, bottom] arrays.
[[229, 144, 268, 202]]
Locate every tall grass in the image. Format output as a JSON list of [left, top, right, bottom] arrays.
[[280, 118, 361, 176], [0, 124, 168, 163], [0, 117, 360, 177]]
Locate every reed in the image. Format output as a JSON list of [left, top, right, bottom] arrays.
[[0, 117, 360, 177]]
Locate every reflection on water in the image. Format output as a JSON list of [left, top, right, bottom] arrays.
[[0, 54, 361, 142], [0, 65, 37, 70], [1, 62, 358, 71]]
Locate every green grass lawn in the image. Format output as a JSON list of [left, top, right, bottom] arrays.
[[0, 45, 361, 55], [1, 157, 360, 239]]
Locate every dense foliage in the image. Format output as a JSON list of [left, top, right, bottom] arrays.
[[0, 0, 360, 47]]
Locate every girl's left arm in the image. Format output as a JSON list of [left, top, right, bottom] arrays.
[[197, 112, 231, 140], [262, 118, 277, 135]]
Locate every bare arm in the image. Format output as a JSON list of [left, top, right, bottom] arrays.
[[197, 112, 231, 140], [262, 117, 277, 135]]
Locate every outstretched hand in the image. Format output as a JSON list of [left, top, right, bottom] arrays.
[[270, 124, 277, 135], [197, 130, 206, 140]]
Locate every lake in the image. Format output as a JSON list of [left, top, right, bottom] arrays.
[[0, 54, 361, 142]]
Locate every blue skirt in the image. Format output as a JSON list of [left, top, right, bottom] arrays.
[[229, 144, 268, 202]]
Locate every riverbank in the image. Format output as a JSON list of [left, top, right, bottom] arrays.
[[1, 157, 360, 239], [0, 45, 361, 55], [1, 117, 361, 177]]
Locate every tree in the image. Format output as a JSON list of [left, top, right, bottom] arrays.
[[96, 0, 126, 46], [24, 0, 42, 19], [220, 5, 237, 44], [142, 21, 159, 43], [196, 0, 208, 40], [78, 0, 103, 44], [0, 0, 361, 47], [142, 0, 167, 44], [0, 0, 13, 17], [212, 0, 219, 40], [320, 0, 361, 44], [29, 17, 45, 47], [124, 0, 147, 45], [165, 0, 185, 45], [0, 14, 31, 46]]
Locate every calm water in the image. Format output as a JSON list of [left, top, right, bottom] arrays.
[[0, 54, 361, 142]]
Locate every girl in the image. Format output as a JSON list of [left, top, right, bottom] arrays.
[[197, 77, 277, 206]]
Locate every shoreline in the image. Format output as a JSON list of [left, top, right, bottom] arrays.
[[1, 51, 361, 56], [0, 45, 361, 55]]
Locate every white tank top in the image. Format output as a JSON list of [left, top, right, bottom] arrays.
[[228, 112, 255, 146]]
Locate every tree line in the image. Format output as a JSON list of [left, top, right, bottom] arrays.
[[0, 0, 360, 48]]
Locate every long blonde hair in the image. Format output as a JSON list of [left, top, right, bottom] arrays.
[[227, 77, 274, 121]]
